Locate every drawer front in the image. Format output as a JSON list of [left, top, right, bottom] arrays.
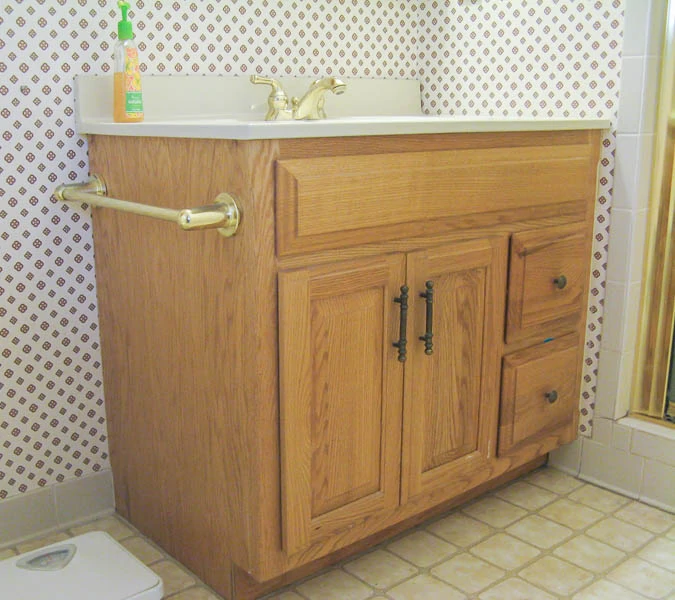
[[499, 334, 580, 454], [276, 142, 595, 256], [506, 223, 589, 343]]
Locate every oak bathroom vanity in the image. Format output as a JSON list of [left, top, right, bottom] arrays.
[[68, 75, 607, 599]]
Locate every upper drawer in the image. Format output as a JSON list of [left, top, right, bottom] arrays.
[[275, 141, 596, 256], [506, 222, 589, 343]]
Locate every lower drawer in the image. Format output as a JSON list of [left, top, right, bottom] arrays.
[[499, 334, 580, 454]]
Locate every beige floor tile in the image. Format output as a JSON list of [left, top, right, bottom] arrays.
[[70, 514, 134, 540], [479, 577, 556, 599], [638, 537, 675, 572], [568, 483, 632, 513], [150, 560, 196, 596], [0, 548, 18, 560], [426, 512, 493, 547], [470, 533, 540, 570], [539, 498, 604, 530], [586, 517, 655, 552], [295, 569, 373, 600], [262, 591, 305, 600], [431, 553, 504, 595], [169, 587, 225, 600], [506, 514, 573, 549], [553, 534, 626, 573], [15, 531, 71, 554], [494, 481, 558, 511], [519, 555, 593, 596], [572, 580, 651, 599], [614, 501, 675, 534], [121, 535, 164, 564], [462, 497, 527, 528], [608, 557, 675, 599], [343, 549, 417, 590], [388, 573, 466, 600], [387, 530, 457, 567], [525, 467, 584, 494], [667, 525, 675, 541]]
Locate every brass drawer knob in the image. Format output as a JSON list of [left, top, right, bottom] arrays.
[[545, 390, 559, 404], [553, 275, 567, 289]]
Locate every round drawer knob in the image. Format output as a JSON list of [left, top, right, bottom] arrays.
[[553, 275, 568, 289], [545, 390, 559, 404]]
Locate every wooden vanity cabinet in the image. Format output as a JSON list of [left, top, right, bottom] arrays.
[[88, 129, 601, 599]]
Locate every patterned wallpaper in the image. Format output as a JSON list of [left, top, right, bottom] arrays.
[[0, 1, 623, 500]]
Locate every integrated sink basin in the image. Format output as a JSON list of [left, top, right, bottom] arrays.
[[75, 74, 610, 139]]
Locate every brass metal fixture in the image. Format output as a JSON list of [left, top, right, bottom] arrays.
[[250, 75, 346, 121], [54, 175, 240, 237]]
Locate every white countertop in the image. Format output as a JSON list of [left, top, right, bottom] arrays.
[[76, 75, 611, 140]]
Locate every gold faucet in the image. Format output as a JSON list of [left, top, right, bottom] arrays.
[[250, 75, 347, 121]]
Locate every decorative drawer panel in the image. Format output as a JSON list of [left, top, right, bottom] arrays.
[[506, 222, 589, 343], [275, 143, 594, 255], [499, 334, 580, 454]]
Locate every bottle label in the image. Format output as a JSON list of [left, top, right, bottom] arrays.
[[124, 47, 143, 115]]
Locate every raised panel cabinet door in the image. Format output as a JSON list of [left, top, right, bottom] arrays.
[[401, 238, 507, 504], [278, 255, 406, 556]]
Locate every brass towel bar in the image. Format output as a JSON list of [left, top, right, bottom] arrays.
[[54, 174, 240, 237]]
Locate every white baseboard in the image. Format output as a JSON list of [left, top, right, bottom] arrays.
[[0, 470, 115, 549]]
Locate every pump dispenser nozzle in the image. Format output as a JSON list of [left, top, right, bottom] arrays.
[[117, 1, 132, 40]]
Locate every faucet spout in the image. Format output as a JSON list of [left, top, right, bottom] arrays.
[[292, 77, 347, 120]]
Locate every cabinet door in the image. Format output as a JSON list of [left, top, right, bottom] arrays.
[[278, 255, 405, 556], [401, 239, 507, 504]]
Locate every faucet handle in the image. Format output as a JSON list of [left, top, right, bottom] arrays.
[[250, 75, 290, 120]]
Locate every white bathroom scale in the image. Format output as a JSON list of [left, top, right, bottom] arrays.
[[0, 530, 163, 600]]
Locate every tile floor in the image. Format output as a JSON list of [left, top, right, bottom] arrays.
[[1, 466, 673, 599]]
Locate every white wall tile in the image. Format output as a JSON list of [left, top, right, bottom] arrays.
[[580, 438, 644, 498], [617, 57, 646, 133], [592, 418, 615, 446], [623, 0, 651, 57], [549, 439, 582, 476], [594, 349, 623, 419], [640, 459, 675, 512], [636, 133, 656, 210], [640, 57, 661, 133], [605, 209, 634, 283], [647, 0, 669, 56], [601, 283, 628, 351], [629, 209, 649, 283], [632, 431, 675, 467], [612, 423, 633, 452], [622, 282, 644, 355], [612, 134, 640, 210]]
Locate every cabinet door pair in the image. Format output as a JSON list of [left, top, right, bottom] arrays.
[[278, 238, 506, 556]]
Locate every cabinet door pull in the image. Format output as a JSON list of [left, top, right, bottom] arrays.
[[553, 275, 567, 289], [419, 280, 434, 355], [545, 390, 559, 404], [393, 285, 409, 362]]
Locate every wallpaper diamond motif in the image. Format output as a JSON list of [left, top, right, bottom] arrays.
[[1, 0, 623, 499]]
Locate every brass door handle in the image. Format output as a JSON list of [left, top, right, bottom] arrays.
[[393, 285, 409, 362], [55, 175, 240, 238], [419, 280, 434, 355]]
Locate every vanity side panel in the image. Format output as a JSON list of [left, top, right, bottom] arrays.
[[88, 136, 280, 597]]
